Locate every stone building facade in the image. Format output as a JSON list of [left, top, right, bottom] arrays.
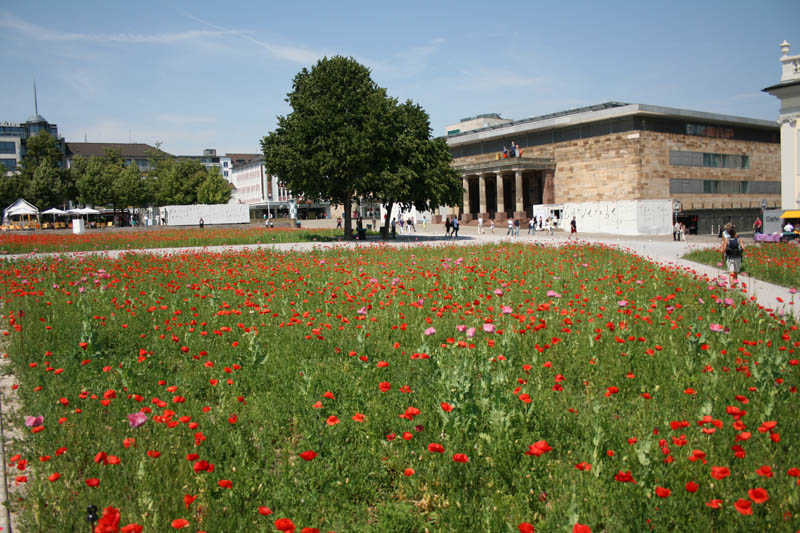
[[446, 102, 780, 234]]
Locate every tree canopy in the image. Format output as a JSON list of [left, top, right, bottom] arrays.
[[261, 56, 460, 239], [197, 166, 232, 205], [6, 131, 73, 210]]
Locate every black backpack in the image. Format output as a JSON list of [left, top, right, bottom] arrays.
[[726, 238, 742, 258]]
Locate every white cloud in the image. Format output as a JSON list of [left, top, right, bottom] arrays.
[[0, 12, 238, 44]]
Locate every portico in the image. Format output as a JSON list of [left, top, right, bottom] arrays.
[[453, 157, 555, 222]]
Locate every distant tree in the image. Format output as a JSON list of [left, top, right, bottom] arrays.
[[152, 158, 207, 205], [76, 149, 122, 207], [261, 56, 388, 239], [0, 172, 24, 210], [16, 130, 71, 208], [25, 160, 65, 209], [369, 100, 462, 236], [113, 162, 149, 211], [197, 167, 232, 204]]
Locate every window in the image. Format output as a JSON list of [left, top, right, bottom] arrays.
[[0, 142, 16, 154], [672, 178, 778, 195], [0, 159, 17, 171], [224, 170, 228, 177], [223, 161, 228, 168], [671, 150, 749, 169]]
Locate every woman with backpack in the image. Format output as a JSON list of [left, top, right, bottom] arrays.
[[721, 227, 744, 286]]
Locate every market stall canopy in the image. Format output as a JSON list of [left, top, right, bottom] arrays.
[[67, 207, 101, 215], [40, 208, 68, 216], [780, 210, 800, 219], [4, 198, 39, 218]]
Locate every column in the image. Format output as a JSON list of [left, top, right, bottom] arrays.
[[515, 170, 524, 213], [462, 177, 469, 215], [495, 172, 504, 214], [542, 170, 555, 205], [478, 174, 487, 214]]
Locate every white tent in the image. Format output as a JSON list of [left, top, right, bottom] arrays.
[[3, 198, 40, 228], [40, 207, 67, 216], [67, 207, 101, 215]]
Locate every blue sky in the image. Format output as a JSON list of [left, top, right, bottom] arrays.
[[1, 1, 797, 156]]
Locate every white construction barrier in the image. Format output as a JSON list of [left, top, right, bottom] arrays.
[[560, 200, 672, 236], [157, 204, 249, 226]]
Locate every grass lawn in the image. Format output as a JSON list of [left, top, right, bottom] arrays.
[[683, 242, 800, 289], [1, 242, 798, 532]]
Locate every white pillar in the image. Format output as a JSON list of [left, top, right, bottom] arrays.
[[462, 177, 469, 214], [478, 174, 486, 214], [515, 170, 523, 213], [495, 172, 504, 214]]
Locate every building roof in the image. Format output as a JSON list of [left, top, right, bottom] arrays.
[[226, 153, 262, 168], [66, 142, 172, 159], [446, 102, 778, 146], [762, 78, 800, 93]]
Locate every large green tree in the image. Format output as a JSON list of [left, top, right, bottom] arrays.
[[25, 160, 65, 210], [261, 56, 389, 239], [369, 100, 462, 236], [197, 167, 232, 204]]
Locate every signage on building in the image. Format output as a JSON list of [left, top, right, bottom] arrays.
[[672, 199, 681, 213]]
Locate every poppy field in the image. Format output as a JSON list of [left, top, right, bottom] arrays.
[[0, 226, 345, 255], [1, 242, 799, 532], [684, 242, 800, 290]]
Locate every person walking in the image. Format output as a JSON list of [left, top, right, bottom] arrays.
[[452, 217, 460, 238], [569, 216, 577, 239], [514, 218, 520, 237], [477, 216, 484, 234], [422, 215, 427, 231], [528, 217, 535, 235], [336, 217, 342, 229], [489, 219, 495, 233], [546, 217, 553, 236], [721, 227, 744, 286], [507, 218, 514, 235], [199, 217, 204, 230], [391, 217, 397, 238], [673, 221, 680, 241], [679, 223, 686, 241], [445, 217, 451, 237]]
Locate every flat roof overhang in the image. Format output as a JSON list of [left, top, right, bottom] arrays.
[[446, 103, 777, 148], [452, 157, 555, 174]]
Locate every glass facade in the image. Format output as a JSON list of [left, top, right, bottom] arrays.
[[669, 179, 779, 195], [0, 142, 16, 154], [0, 159, 17, 171], [669, 150, 749, 169]]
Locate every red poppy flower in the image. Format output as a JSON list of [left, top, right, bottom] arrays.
[[524, 440, 552, 457], [326, 415, 340, 426], [171, 518, 190, 529], [748, 487, 768, 504], [218, 479, 233, 489], [685, 481, 699, 493], [518, 523, 534, 533], [575, 462, 591, 471], [614, 470, 635, 483], [85, 478, 100, 487], [705, 499, 723, 509], [96, 507, 121, 532], [755, 465, 773, 478], [427, 443, 445, 453], [440, 402, 453, 412], [710, 466, 730, 480], [734, 498, 752, 515], [654, 486, 670, 498], [48, 472, 60, 482], [452, 453, 469, 463], [121, 525, 143, 533], [274, 518, 296, 531], [378, 382, 391, 392], [258, 506, 273, 516], [299, 450, 317, 461], [573, 525, 591, 533], [403, 468, 415, 477], [352, 413, 365, 422], [184, 494, 197, 509]]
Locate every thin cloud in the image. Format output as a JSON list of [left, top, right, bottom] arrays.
[[451, 68, 550, 91], [184, 12, 320, 64], [0, 12, 237, 44], [367, 37, 447, 80]]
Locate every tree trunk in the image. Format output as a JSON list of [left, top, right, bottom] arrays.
[[382, 201, 394, 239], [343, 192, 353, 240]]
